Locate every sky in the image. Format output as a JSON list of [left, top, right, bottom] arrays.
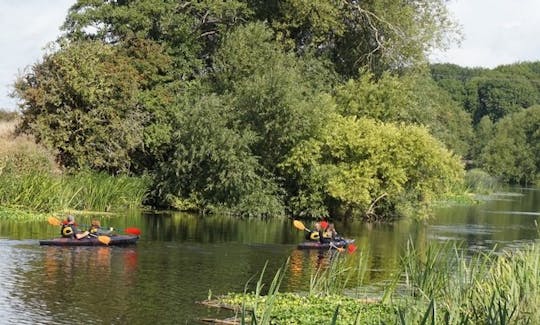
[[1, 0, 540, 111], [430, 0, 540, 68]]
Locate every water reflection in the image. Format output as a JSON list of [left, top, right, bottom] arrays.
[[0, 187, 537, 323]]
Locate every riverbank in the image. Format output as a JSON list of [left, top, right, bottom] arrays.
[[206, 236, 540, 324]]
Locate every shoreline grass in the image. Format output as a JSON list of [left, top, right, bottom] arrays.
[[210, 236, 540, 324], [1, 119, 150, 217]]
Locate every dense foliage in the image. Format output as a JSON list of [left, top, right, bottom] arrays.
[[11, 0, 537, 218], [431, 62, 540, 184], [282, 115, 463, 219]]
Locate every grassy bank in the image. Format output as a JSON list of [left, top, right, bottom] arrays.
[[210, 239, 540, 324], [0, 119, 149, 217]]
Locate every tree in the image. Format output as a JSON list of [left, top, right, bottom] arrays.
[[251, 0, 461, 77], [430, 63, 484, 107], [14, 41, 154, 173], [469, 75, 538, 124], [212, 22, 336, 173], [152, 94, 284, 216], [334, 71, 472, 156], [470, 116, 494, 164], [480, 105, 540, 185], [62, 0, 253, 78], [281, 114, 464, 220]]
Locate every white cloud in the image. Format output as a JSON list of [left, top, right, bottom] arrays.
[[0, 0, 75, 110], [431, 0, 540, 68]]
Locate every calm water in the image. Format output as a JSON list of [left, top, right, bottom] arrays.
[[0, 187, 538, 324]]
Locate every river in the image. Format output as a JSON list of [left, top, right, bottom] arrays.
[[0, 187, 538, 324]]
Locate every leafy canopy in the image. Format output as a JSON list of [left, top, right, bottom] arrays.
[[281, 114, 464, 219]]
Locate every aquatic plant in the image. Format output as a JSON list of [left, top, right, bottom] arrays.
[[389, 239, 540, 324]]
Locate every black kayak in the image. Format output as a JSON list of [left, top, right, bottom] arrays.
[[39, 235, 139, 246], [297, 239, 355, 250]]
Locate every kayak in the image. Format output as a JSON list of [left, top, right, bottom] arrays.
[[297, 239, 355, 250], [39, 235, 139, 246]]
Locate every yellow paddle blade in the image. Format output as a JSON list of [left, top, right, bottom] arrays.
[[98, 236, 111, 245], [47, 216, 62, 226], [293, 220, 306, 231]]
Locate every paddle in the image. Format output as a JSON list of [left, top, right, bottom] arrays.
[[117, 227, 141, 236], [329, 241, 345, 252], [293, 219, 310, 232]]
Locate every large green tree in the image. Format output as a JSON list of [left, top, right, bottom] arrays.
[[12, 0, 470, 218], [281, 114, 464, 219], [14, 41, 145, 172], [334, 72, 472, 156], [62, 0, 253, 78], [212, 23, 335, 172], [252, 0, 460, 77], [467, 75, 539, 124], [152, 93, 284, 216]]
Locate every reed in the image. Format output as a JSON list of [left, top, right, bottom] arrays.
[[216, 253, 389, 324], [59, 171, 149, 212], [1, 119, 149, 216], [391, 239, 540, 324], [0, 170, 148, 214], [464, 168, 501, 194], [215, 238, 540, 324], [309, 251, 369, 297]]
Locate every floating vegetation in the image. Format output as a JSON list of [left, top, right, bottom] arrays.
[[206, 237, 540, 324]]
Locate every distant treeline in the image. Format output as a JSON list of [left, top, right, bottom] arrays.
[[5, 0, 538, 219], [431, 62, 540, 185]]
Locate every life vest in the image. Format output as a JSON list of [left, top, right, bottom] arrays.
[[61, 225, 74, 238], [309, 232, 320, 240]]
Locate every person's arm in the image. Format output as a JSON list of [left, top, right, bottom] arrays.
[[75, 231, 89, 239], [71, 225, 89, 239]]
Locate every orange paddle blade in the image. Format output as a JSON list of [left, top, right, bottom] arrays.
[[293, 220, 306, 231], [47, 216, 62, 226], [98, 236, 111, 245]]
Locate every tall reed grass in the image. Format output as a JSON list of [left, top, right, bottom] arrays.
[[0, 120, 149, 215], [390, 239, 540, 324], [217, 253, 391, 324], [0, 170, 149, 213]]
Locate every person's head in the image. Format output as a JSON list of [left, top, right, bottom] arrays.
[[91, 220, 101, 228], [67, 215, 75, 223], [314, 222, 321, 231]]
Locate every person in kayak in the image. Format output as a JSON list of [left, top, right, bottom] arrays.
[[321, 223, 342, 243], [88, 219, 102, 236], [61, 215, 89, 239]]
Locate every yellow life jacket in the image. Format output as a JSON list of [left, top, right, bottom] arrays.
[[61, 225, 74, 237]]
